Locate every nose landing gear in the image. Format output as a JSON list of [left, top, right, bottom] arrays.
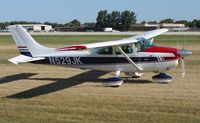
[[152, 73, 172, 83]]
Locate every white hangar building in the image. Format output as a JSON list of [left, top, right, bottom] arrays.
[[21, 24, 52, 32]]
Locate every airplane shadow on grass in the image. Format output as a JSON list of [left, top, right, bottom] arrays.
[[0, 73, 38, 84], [6, 70, 107, 99], [121, 77, 152, 84], [4, 71, 151, 99]]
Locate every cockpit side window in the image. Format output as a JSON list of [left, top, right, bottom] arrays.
[[122, 46, 133, 53], [97, 47, 113, 55], [135, 42, 142, 52], [136, 38, 155, 52], [115, 45, 133, 54]]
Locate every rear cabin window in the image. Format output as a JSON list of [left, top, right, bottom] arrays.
[[97, 47, 113, 55]]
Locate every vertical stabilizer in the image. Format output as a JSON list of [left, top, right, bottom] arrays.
[[9, 25, 55, 57]]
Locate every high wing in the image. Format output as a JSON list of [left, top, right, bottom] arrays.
[[9, 25, 168, 57], [81, 28, 168, 49], [127, 28, 168, 40], [82, 38, 138, 49]]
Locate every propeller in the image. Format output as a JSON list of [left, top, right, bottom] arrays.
[[181, 57, 185, 77], [178, 48, 192, 78], [176, 35, 192, 78]]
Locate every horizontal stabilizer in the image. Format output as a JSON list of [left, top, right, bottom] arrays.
[[8, 55, 45, 65]]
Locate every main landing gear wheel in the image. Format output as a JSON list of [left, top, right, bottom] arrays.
[[152, 73, 172, 84], [103, 77, 123, 87]]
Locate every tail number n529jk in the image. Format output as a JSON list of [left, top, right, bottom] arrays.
[[49, 57, 83, 65]]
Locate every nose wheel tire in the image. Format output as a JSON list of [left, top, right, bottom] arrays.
[[152, 73, 172, 83], [103, 77, 123, 87]]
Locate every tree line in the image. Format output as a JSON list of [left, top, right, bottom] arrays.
[[0, 10, 200, 30], [95, 10, 136, 31]]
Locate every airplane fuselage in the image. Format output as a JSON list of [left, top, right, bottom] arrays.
[[31, 49, 179, 73], [8, 25, 192, 83]]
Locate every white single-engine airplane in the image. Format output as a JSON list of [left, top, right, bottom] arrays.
[[8, 25, 192, 86]]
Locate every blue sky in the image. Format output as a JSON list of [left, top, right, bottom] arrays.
[[0, 0, 199, 23]]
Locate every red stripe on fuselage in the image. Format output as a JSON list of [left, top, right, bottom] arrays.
[[57, 45, 87, 51], [143, 46, 177, 54], [143, 46, 180, 59]]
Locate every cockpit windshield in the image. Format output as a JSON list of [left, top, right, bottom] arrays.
[[136, 38, 155, 52]]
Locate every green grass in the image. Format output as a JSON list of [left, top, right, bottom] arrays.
[[0, 35, 130, 45], [155, 35, 200, 44], [1, 35, 200, 45], [0, 34, 200, 123]]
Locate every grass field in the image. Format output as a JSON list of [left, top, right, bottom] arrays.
[[0, 35, 200, 123]]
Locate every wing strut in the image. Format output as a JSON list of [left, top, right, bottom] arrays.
[[118, 47, 143, 71]]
